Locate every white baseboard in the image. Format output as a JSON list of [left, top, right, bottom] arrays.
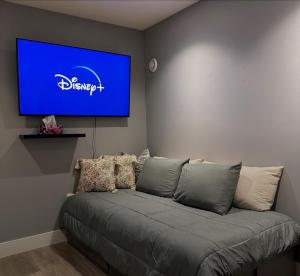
[[0, 229, 67, 259]]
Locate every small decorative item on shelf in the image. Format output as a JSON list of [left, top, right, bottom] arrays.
[[39, 115, 63, 135]]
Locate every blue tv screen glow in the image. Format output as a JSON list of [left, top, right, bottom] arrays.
[[17, 38, 131, 116]]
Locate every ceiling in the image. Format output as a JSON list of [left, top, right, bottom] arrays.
[[6, 0, 199, 30]]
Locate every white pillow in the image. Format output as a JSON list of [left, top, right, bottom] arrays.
[[233, 166, 283, 211]]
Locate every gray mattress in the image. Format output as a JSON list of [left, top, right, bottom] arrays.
[[62, 190, 300, 276]]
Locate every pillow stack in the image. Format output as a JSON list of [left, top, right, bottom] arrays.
[[136, 156, 283, 215], [76, 148, 150, 193], [201, 160, 283, 211], [100, 154, 137, 189], [136, 156, 241, 214], [76, 150, 283, 215], [76, 154, 137, 193]]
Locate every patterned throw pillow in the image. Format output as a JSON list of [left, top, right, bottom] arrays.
[[135, 148, 150, 180], [99, 154, 137, 189], [115, 155, 137, 189], [77, 159, 116, 192]]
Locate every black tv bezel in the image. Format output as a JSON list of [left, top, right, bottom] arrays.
[[16, 38, 131, 117]]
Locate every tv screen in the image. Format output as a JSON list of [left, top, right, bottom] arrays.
[[16, 38, 131, 116]]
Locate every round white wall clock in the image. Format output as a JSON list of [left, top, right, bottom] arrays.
[[149, 58, 158, 72]]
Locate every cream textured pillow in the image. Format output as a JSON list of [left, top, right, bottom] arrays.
[[99, 154, 137, 189], [77, 159, 116, 193], [115, 155, 137, 189], [233, 166, 283, 211]]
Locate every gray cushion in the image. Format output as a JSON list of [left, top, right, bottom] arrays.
[[136, 157, 189, 197], [174, 163, 242, 215]]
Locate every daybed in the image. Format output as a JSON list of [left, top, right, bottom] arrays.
[[62, 189, 300, 276]]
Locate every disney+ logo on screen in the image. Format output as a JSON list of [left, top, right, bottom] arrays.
[[54, 66, 105, 96]]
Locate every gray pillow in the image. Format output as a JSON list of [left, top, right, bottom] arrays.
[[136, 157, 189, 197], [174, 163, 242, 215]]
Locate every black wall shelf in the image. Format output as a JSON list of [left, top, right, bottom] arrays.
[[19, 133, 86, 139]]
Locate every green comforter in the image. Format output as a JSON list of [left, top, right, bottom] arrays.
[[62, 190, 300, 276]]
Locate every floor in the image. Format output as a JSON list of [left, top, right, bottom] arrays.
[[0, 243, 107, 276]]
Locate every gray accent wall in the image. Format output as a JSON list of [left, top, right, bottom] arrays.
[[145, 0, 300, 223], [0, 1, 147, 242]]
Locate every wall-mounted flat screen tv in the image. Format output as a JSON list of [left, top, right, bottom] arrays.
[[17, 38, 131, 116]]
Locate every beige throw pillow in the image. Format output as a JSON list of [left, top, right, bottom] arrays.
[[77, 159, 116, 193], [233, 166, 283, 211], [115, 155, 137, 189], [99, 154, 137, 189]]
